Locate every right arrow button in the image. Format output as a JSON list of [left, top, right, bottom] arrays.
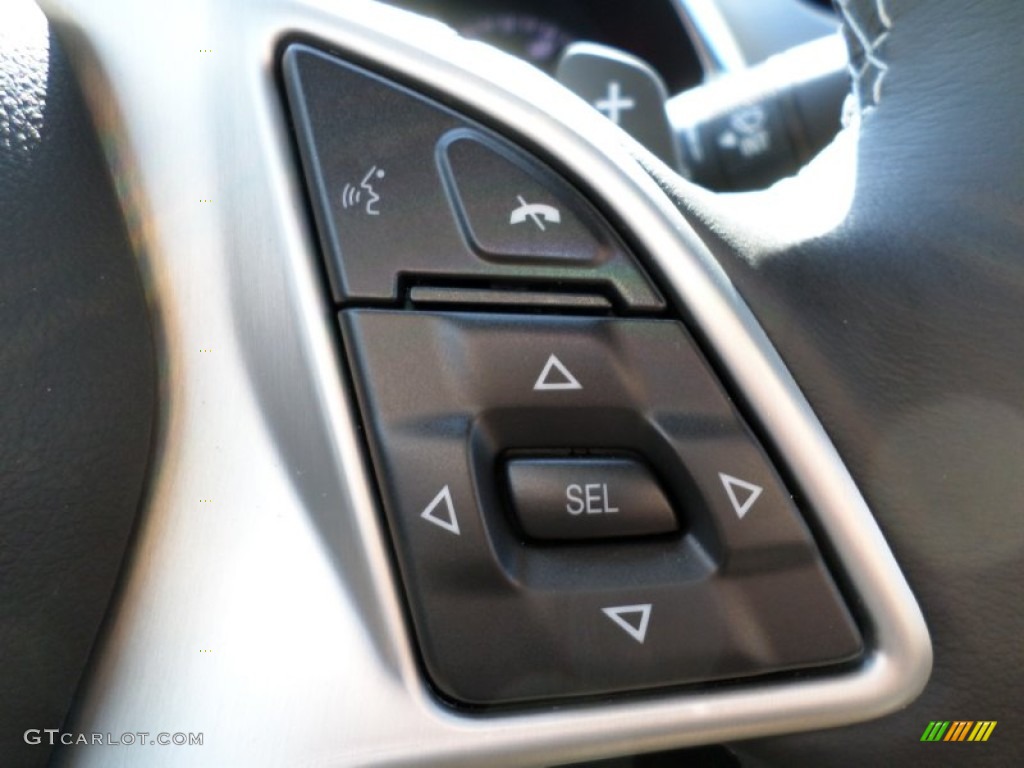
[[719, 473, 763, 520], [696, 447, 821, 566]]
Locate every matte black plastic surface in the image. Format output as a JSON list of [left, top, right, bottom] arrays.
[[507, 457, 679, 540], [341, 309, 861, 704], [283, 44, 663, 310]]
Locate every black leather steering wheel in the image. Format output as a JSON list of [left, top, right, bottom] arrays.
[[1, 0, 1021, 765], [665, 1, 1024, 764]]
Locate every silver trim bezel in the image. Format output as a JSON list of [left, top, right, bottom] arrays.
[[39, 1, 930, 765]]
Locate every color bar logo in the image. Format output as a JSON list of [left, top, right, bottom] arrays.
[[921, 721, 997, 742]]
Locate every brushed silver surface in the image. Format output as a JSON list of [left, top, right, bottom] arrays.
[[36, 0, 930, 765]]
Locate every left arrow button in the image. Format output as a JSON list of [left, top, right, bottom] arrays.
[[420, 485, 460, 535]]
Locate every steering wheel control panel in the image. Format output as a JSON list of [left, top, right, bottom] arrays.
[[283, 43, 861, 705], [283, 45, 662, 312]]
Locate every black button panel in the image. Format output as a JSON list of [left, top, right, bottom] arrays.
[[506, 456, 678, 540], [284, 43, 864, 708], [283, 44, 663, 310], [341, 310, 862, 704]]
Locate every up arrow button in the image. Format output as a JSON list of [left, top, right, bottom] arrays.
[[533, 354, 582, 391]]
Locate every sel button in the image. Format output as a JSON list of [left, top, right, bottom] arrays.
[[506, 457, 678, 540]]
